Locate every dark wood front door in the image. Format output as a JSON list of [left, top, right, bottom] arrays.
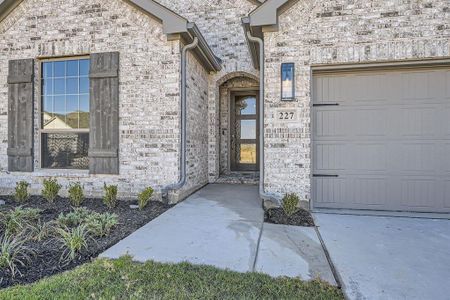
[[230, 93, 259, 171]]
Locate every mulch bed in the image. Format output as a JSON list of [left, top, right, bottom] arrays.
[[264, 208, 315, 227], [0, 195, 172, 288]]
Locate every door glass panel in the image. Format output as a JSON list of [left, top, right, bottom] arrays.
[[240, 120, 256, 139], [239, 144, 257, 164], [237, 97, 256, 115]]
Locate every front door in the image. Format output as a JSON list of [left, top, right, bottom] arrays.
[[230, 93, 259, 171]]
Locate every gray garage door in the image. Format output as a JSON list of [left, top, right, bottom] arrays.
[[312, 66, 450, 213]]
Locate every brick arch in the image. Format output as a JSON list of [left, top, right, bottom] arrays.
[[216, 71, 259, 87]]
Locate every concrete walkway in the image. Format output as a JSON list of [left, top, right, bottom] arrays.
[[315, 213, 450, 300], [101, 184, 335, 284]]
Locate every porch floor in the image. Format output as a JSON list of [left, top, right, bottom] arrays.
[[215, 172, 259, 185], [101, 184, 335, 284]]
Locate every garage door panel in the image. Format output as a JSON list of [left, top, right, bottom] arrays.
[[314, 176, 388, 208], [313, 76, 344, 104], [352, 177, 388, 206], [314, 107, 389, 140], [401, 71, 450, 104], [313, 109, 347, 138], [445, 144, 450, 173], [354, 108, 389, 137], [313, 177, 347, 205], [444, 181, 450, 209], [314, 142, 389, 174], [313, 143, 347, 171], [400, 178, 443, 208], [400, 106, 441, 138], [313, 67, 450, 213], [399, 142, 441, 173], [402, 72, 433, 102], [445, 107, 450, 137], [446, 71, 450, 99]]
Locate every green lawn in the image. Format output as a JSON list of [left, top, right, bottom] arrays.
[[0, 256, 343, 300]]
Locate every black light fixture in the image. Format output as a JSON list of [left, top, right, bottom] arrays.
[[281, 63, 295, 101]]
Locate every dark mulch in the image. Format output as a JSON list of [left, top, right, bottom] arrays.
[[0, 195, 172, 288], [265, 208, 315, 227]]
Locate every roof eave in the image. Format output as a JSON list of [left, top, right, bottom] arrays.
[[186, 23, 222, 72], [127, 0, 188, 34], [0, 0, 22, 23], [242, 17, 262, 70], [129, 1, 221, 72], [243, 0, 300, 70]]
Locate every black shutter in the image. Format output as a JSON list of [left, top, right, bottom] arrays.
[[7, 59, 34, 172], [88, 52, 120, 175]]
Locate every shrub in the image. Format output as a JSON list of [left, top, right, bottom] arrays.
[[282, 193, 300, 217], [86, 213, 118, 237], [0, 234, 35, 277], [57, 207, 91, 228], [42, 178, 62, 203], [54, 225, 90, 262], [138, 187, 154, 210], [0, 207, 41, 237], [68, 183, 84, 207], [14, 181, 30, 203], [103, 184, 118, 209]]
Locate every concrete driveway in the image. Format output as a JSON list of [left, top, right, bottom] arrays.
[[315, 213, 450, 300]]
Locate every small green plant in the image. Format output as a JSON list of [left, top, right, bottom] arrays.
[[0, 234, 35, 277], [138, 187, 154, 210], [86, 213, 118, 237], [54, 225, 90, 262], [26, 220, 54, 242], [14, 181, 30, 203], [68, 182, 84, 207], [42, 178, 62, 203], [0, 207, 41, 236], [282, 193, 300, 217], [57, 207, 91, 228], [103, 184, 118, 209]]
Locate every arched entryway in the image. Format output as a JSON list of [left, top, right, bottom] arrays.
[[209, 72, 260, 184]]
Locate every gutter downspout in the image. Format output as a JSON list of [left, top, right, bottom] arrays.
[[162, 37, 199, 202], [246, 31, 280, 204]]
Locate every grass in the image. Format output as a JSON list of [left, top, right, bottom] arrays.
[[0, 256, 343, 300]]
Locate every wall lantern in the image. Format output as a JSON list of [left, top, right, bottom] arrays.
[[281, 63, 295, 101]]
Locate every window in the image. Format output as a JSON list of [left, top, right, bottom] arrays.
[[41, 58, 90, 169], [281, 63, 295, 100]]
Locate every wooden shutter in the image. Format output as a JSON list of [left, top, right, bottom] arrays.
[[7, 59, 34, 172], [88, 52, 120, 175]]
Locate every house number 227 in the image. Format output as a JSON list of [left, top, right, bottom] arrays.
[[279, 111, 295, 120]]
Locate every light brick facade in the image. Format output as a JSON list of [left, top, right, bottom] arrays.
[[0, 0, 210, 198], [263, 0, 450, 202], [155, 0, 261, 182], [1, 0, 449, 206]]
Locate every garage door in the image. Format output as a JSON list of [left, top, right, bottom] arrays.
[[312, 66, 450, 213]]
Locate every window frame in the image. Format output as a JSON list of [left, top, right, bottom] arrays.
[[38, 55, 91, 170]]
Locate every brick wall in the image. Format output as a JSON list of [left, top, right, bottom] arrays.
[[155, 0, 261, 181], [0, 0, 184, 198], [184, 51, 209, 196], [263, 0, 450, 202]]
